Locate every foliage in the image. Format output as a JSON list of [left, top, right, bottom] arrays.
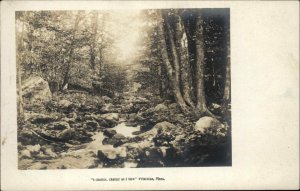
[[16, 10, 117, 92]]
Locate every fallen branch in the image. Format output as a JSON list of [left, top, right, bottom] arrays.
[[29, 129, 76, 147]]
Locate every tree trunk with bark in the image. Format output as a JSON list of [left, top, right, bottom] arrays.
[[61, 11, 82, 90], [223, 29, 230, 103], [157, 11, 190, 114], [17, 17, 25, 121], [90, 11, 99, 70], [173, 12, 195, 107], [194, 12, 210, 116]]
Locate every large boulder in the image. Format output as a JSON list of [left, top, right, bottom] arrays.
[[194, 116, 225, 135], [22, 76, 52, 103]]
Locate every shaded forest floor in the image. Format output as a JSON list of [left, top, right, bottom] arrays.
[[18, 89, 231, 169]]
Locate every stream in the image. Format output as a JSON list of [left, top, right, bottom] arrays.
[[20, 121, 141, 169]]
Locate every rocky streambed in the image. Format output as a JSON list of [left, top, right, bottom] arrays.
[[18, 91, 231, 169], [19, 121, 140, 169]]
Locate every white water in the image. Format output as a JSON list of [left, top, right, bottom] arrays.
[[20, 121, 141, 169], [111, 122, 140, 137], [65, 122, 140, 155]]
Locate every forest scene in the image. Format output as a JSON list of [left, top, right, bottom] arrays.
[[16, 8, 231, 169]]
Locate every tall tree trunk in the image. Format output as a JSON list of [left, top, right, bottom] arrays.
[[98, 13, 108, 78], [17, 18, 25, 121], [158, 61, 164, 98], [61, 11, 82, 90], [223, 30, 230, 102], [194, 12, 211, 116], [90, 11, 98, 70], [174, 13, 195, 107], [157, 11, 190, 114]]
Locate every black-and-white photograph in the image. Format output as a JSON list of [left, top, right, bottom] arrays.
[[16, 9, 231, 169]]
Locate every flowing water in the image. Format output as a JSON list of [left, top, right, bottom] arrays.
[[19, 122, 141, 169]]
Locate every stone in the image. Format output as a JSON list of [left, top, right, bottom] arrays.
[[132, 131, 142, 135], [133, 97, 149, 104], [97, 149, 117, 160], [154, 103, 168, 112], [137, 147, 164, 167], [67, 112, 77, 119], [44, 148, 57, 158], [22, 76, 52, 103], [41, 146, 58, 158], [118, 147, 127, 158], [168, 103, 180, 114], [100, 113, 119, 121], [103, 129, 117, 138], [20, 149, 31, 159], [57, 129, 75, 141], [168, 103, 179, 110], [102, 133, 127, 146], [26, 144, 41, 154], [46, 121, 70, 130], [85, 120, 99, 131], [97, 147, 127, 162], [121, 103, 134, 113], [138, 128, 158, 139], [127, 113, 137, 122], [153, 131, 176, 147], [58, 99, 72, 109], [114, 133, 126, 140], [138, 122, 176, 144], [132, 82, 142, 92], [153, 121, 176, 131], [194, 116, 225, 134], [140, 120, 156, 132], [100, 103, 114, 113], [18, 128, 45, 145], [102, 96, 112, 102], [26, 113, 56, 124], [102, 137, 119, 145], [96, 118, 117, 129]]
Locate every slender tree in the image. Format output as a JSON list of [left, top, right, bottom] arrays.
[[16, 13, 25, 120], [223, 23, 230, 110], [61, 11, 84, 90], [89, 11, 99, 70]]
